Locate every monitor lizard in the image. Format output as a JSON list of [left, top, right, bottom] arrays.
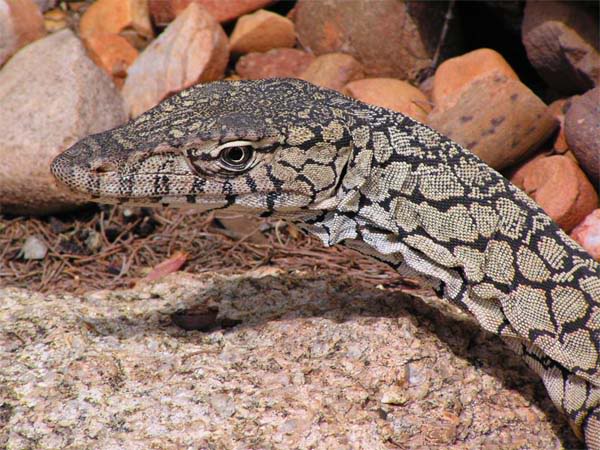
[[51, 78, 600, 448]]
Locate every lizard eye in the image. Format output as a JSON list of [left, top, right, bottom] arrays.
[[217, 141, 255, 171]]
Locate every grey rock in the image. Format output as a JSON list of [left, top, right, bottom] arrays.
[[522, 1, 600, 94], [31, 0, 58, 12], [0, 0, 46, 67], [122, 3, 229, 118], [0, 270, 579, 448], [20, 235, 47, 260], [0, 29, 127, 215]]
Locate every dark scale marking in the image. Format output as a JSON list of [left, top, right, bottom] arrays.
[[491, 116, 505, 127], [245, 174, 257, 191]]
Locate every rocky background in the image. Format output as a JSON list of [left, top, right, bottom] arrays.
[[0, 0, 599, 448], [0, 0, 598, 255]]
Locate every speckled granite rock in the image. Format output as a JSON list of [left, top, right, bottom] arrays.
[[0, 270, 578, 449]]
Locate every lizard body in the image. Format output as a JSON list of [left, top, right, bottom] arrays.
[[51, 79, 600, 448]]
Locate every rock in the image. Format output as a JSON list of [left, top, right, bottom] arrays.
[[432, 48, 519, 111], [564, 87, 600, 186], [547, 98, 570, 155], [229, 9, 295, 54], [149, 0, 272, 26], [42, 7, 68, 32], [522, 1, 600, 94], [83, 33, 139, 88], [427, 74, 557, 170], [0, 0, 46, 67], [0, 29, 127, 215], [571, 209, 600, 261], [293, 0, 455, 82], [236, 48, 314, 80], [419, 75, 434, 100], [79, 0, 153, 50], [20, 235, 47, 260], [381, 386, 409, 406], [0, 270, 579, 448], [122, 3, 229, 118], [299, 53, 364, 92], [511, 155, 598, 233], [31, 0, 57, 12], [343, 78, 431, 123]]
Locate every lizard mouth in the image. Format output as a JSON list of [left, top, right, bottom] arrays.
[[51, 140, 200, 203], [51, 149, 236, 210]]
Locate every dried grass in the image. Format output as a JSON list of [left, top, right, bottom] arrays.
[[0, 206, 413, 294]]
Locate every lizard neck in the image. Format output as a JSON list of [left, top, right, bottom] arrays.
[[302, 113, 413, 259], [303, 110, 409, 245], [300, 111, 443, 285]]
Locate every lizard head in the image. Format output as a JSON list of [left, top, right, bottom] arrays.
[[51, 78, 357, 218]]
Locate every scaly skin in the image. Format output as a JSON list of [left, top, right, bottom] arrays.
[[51, 79, 600, 448]]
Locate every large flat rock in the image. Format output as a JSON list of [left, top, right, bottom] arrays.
[[0, 270, 578, 449]]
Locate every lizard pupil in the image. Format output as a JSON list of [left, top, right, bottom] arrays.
[[221, 146, 252, 167]]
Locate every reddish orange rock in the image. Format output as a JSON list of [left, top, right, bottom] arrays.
[[511, 155, 598, 233], [343, 78, 431, 123], [428, 75, 557, 170], [122, 3, 229, 117], [432, 48, 519, 111], [299, 53, 364, 92], [236, 48, 314, 80], [229, 9, 295, 54], [84, 33, 139, 88], [565, 87, 600, 186], [0, 0, 46, 66], [149, 0, 272, 25], [571, 209, 600, 261], [292, 0, 455, 82], [79, 0, 153, 49], [547, 98, 570, 154]]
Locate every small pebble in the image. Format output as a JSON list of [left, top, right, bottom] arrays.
[[85, 230, 103, 252], [21, 235, 48, 260], [571, 209, 600, 261], [381, 386, 409, 405]]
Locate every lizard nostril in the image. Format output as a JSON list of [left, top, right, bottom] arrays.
[[90, 161, 116, 174]]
